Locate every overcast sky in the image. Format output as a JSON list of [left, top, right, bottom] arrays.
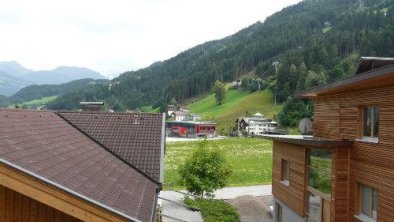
[[0, 0, 301, 78]]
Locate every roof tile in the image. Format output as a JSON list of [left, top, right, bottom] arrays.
[[58, 112, 164, 183], [0, 109, 160, 222]]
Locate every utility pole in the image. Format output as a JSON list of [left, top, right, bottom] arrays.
[[272, 61, 279, 106]]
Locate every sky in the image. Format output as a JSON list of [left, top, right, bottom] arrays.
[[0, 0, 301, 78]]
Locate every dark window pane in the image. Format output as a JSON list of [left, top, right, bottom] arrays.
[[281, 160, 290, 182], [372, 188, 378, 219], [363, 107, 372, 137], [362, 185, 372, 216], [276, 203, 282, 222], [373, 107, 380, 137]]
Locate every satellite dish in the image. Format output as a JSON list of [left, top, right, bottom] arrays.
[[299, 118, 313, 135]]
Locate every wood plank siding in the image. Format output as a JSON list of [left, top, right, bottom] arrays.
[[331, 148, 350, 222], [272, 141, 307, 217], [313, 85, 394, 222], [0, 163, 128, 222], [0, 184, 82, 222]]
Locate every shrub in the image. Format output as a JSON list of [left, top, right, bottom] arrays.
[[184, 197, 240, 222]]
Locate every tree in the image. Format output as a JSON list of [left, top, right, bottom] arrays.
[[213, 81, 226, 105], [178, 140, 232, 198], [278, 97, 313, 127]]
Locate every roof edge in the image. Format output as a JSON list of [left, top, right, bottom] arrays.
[[0, 158, 142, 222], [159, 113, 165, 184], [55, 112, 162, 187], [295, 64, 394, 98]]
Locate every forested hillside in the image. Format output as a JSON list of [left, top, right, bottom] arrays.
[[48, 0, 394, 120], [9, 79, 109, 104]]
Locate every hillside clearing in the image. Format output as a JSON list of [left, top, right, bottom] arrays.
[[164, 138, 273, 190], [21, 96, 58, 107], [187, 89, 282, 133]]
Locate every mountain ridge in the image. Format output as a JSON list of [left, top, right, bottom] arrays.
[[0, 61, 107, 96], [42, 0, 394, 112]]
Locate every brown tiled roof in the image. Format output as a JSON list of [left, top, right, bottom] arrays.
[[57, 112, 164, 183], [0, 109, 160, 222]]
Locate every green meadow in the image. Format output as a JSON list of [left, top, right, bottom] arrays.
[[164, 137, 273, 189]]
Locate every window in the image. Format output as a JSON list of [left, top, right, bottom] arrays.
[[307, 192, 321, 222], [362, 106, 380, 138], [307, 149, 332, 194], [275, 203, 282, 222], [281, 159, 290, 184], [360, 184, 378, 220]]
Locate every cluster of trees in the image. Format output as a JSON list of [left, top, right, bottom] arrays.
[[44, 0, 394, 125]]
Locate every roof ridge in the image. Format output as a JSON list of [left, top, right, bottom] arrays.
[[55, 112, 162, 187]]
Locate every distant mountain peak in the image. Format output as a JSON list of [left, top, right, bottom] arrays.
[[0, 61, 33, 77]]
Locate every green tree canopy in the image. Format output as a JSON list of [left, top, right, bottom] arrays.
[[178, 140, 232, 198], [213, 81, 226, 105]]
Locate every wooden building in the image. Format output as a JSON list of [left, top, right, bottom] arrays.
[[0, 110, 165, 222], [262, 57, 394, 222]]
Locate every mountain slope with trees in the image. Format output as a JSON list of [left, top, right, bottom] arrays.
[[48, 0, 394, 124], [8, 79, 109, 105]]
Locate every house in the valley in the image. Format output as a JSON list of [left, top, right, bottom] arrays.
[[0, 109, 165, 222], [173, 110, 188, 121], [238, 112, 278, 135], [80, 101, 105, 111], [166, 121, 216, 138], [262, 57, 394, 222], [167, 105, 177, 117], [184, 113, 202, 122]]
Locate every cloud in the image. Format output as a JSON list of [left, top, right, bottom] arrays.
[[0, 0, 301, 77]]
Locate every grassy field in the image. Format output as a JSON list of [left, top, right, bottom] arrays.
[[21, 96, 58, 107], [164, 138, 273, 189], [187, 89, 282, 133]]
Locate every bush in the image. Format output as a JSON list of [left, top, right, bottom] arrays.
[[184, 197, 240, 222], [178, 140, 232, 197]]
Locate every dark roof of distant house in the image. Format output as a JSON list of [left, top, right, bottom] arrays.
[[355, 57, 394, 75], [296, 57, 394, 98], [58, 111, 165, 183], [0, 109, 163, 222]]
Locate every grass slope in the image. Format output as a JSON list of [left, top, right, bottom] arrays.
[[21, 96, 58, 107], [165, 138, 273, 189], [187, 89, 282, 133]]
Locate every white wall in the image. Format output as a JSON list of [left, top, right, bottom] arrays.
[[274, 197, 306, 222]]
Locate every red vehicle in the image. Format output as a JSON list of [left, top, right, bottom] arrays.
[[170, 126, 188, 137]]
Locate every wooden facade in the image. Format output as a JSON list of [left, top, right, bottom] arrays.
[[272, 85, 394, 222], [272, 141, 307, 217], [0, 185, 82, 222], [0, 163, 128, 222], [315, 86, 394, 222]]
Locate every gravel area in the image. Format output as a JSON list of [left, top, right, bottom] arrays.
[[229, 195, 273, 222]]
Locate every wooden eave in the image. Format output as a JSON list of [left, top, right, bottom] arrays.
[[296, 64, 394, 98], [0, 159, 138, 222], [258, 135, 352, 148]]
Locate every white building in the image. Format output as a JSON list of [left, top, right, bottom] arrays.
[[239, 113, 278, 135]]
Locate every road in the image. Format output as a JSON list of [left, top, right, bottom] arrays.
[[159, 185, 272, 222]]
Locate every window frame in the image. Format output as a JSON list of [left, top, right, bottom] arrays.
[[275, 202, 283, 222], [281, 159, 290, 185], [358, 183, 378, 221], [361, 106, 380, 140]]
